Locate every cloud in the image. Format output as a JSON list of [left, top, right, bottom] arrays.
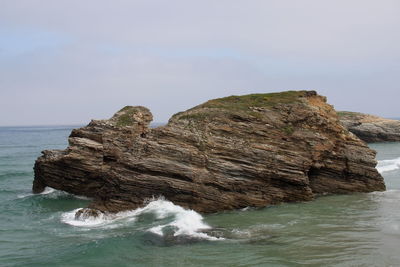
[[0, 0, 399, 125]]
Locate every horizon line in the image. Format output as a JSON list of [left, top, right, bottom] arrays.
[[0, 122, 168, 128]]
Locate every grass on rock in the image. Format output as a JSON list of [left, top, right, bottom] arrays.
[[173, 91, 308, 122]]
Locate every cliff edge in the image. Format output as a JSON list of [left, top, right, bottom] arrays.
[[33, 91, 385, 215]]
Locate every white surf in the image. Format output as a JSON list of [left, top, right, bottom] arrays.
[[377, 157, 400, 173], [61, 198, 221, 240]]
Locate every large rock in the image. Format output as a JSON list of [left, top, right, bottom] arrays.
[[338, 111, 400, 143], [33, 91, 385, 214]]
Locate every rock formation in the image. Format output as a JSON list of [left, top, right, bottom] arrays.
[[339, 111, 400, 143], [33, 91, 385, 215]]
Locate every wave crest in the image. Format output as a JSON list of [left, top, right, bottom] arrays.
[[17, 187, 90, 200], [61, 198, 221, 240], [377, 157, 400, 173]]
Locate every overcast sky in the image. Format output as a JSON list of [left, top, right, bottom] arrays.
[[0, 0, 399, 125]]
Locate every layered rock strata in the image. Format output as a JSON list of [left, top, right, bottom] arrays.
[[33, 91, 385, 214], [339, 111, 400, 143]]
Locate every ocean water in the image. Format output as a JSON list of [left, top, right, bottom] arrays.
[[1, 126, 400, 267]]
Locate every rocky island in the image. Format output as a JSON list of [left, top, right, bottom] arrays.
[[338, 111, 400, 143], [33, 91, 385, 216]]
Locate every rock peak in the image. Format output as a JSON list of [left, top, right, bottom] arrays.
[[110, 105, 153, 127]]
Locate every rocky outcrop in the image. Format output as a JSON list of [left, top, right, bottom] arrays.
[[339, 111, 400, 143], [33, 91, 385, 215]]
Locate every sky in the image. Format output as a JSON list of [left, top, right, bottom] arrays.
[[0, 0, 399, 126]]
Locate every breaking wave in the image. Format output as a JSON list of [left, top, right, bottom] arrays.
[[17, 187, 90, 200], [61, 198, 221, 241], [17, 186, 56, 198], [377, 157, 400, 173]]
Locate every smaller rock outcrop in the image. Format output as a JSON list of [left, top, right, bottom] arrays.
[[338, 111, 400, 143]]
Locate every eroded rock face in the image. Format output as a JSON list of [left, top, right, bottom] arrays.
[[33, 91, 385, 214], [339, 111, 400, 143]]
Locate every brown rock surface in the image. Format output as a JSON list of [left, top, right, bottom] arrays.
[[338, 111, 400, 143], [33, 91, 385, 214]]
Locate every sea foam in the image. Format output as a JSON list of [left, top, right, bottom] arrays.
[[61, 198, 221, 240], [377, 157, 400, 173], [17, 187, 90, 200], [17, 186, 56, 198]]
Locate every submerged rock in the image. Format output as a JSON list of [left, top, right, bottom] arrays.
[[338, 111, 400, 143], [75, 208, 103, 219], [33, 91, 385, 214]]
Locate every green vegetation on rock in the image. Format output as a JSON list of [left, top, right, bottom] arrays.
[[115, 106, 137, 127], [199, 91, 307, 111], [337, 111, 361, 117], [282, 125, 295, 135], [173, 91, 310, 122]]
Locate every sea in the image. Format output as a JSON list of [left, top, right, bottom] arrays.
[[0, 125, 399, 267]]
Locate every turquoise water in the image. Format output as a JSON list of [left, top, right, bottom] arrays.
[[1, 126, 400, 266]]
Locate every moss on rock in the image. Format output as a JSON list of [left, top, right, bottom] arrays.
[[199, 91, 307, 111], [172, 90, 313, 122], [111, 106, 153, 127]]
